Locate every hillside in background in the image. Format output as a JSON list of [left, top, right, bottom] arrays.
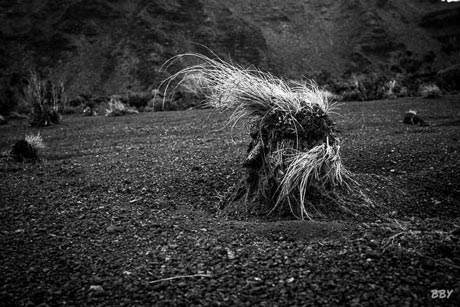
[[0, 0, 459, 97]]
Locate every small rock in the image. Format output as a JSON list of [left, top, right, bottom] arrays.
[[225, 247, 236, 260], [89, 285, 104, 293], [107, 225, 120, 233], [92, 275, 103, 284]]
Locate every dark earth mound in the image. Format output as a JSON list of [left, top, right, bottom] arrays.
[[1, 96, 459, 306]]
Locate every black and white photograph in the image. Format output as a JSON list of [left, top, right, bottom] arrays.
[[1, 0, 459, 306]]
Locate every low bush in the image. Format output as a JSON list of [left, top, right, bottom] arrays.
[[327, 74, 411, 102], [105, 96, 138, 117], [328, 73, 387, 102], [126, 92, 152, 110], [61, 105, 80, 115], [67, 95, 87, 107], [419, 83, 442, 99], [341, 89, 365, 102], [151, 98, 178, 111]]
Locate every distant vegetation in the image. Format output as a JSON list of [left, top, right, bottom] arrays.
[[0, 64, 454, 121]]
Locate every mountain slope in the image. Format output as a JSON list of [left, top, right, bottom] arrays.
[[0, 0, 459, 97]]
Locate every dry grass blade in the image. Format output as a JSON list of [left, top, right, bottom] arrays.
[[149, 274, 212, 284]]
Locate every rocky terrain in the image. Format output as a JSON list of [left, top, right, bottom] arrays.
[[1, 95, 460, 306], [1, 0, 460, 97]]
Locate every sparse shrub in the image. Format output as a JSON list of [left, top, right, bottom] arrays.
[[61, 105, 79, 115], [105, 96, 139, 117], [152, 98, 178, 111], [341, 89, 365, 101], [25, 71, 63, 126], [68, 95, 87, 107], [353, 73, 388, 101], [419, 83, 442, 99], [126, 92, 152, 110], [10, 133, 45, 162], [331, 73, 390, 102]]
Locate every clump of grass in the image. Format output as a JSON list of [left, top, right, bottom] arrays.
[[162, 53, 363, 219], [105, 96, 139, 117], [403, 110, 428, 126], [11, 133, 45, 162], [419, 83, 442, 99], [25, 133, 45, 150]]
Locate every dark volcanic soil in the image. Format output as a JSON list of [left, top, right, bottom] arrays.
[[1, 96, 460, 306]]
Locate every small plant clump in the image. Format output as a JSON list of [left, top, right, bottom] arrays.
[[10, 133, 45, 162], [419, 83, 442, 99], [403, 110, 428, 126], [162, 53, 364, 219], [105, 96, 139, 117], [25, 72, 63, 127], [327, 74, 409, 102]]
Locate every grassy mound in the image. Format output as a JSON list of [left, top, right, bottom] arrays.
[[162, 54, 365, 219]]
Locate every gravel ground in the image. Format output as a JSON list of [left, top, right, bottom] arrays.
[[1, 95, 460, 306]]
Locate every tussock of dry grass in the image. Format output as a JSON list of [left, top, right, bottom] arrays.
[[161, 53, 363, 219], [419, 83, 442, 99], [161, 53, 333, 122], [105, 96, 139, 117], [25, 133, 45, 150]]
